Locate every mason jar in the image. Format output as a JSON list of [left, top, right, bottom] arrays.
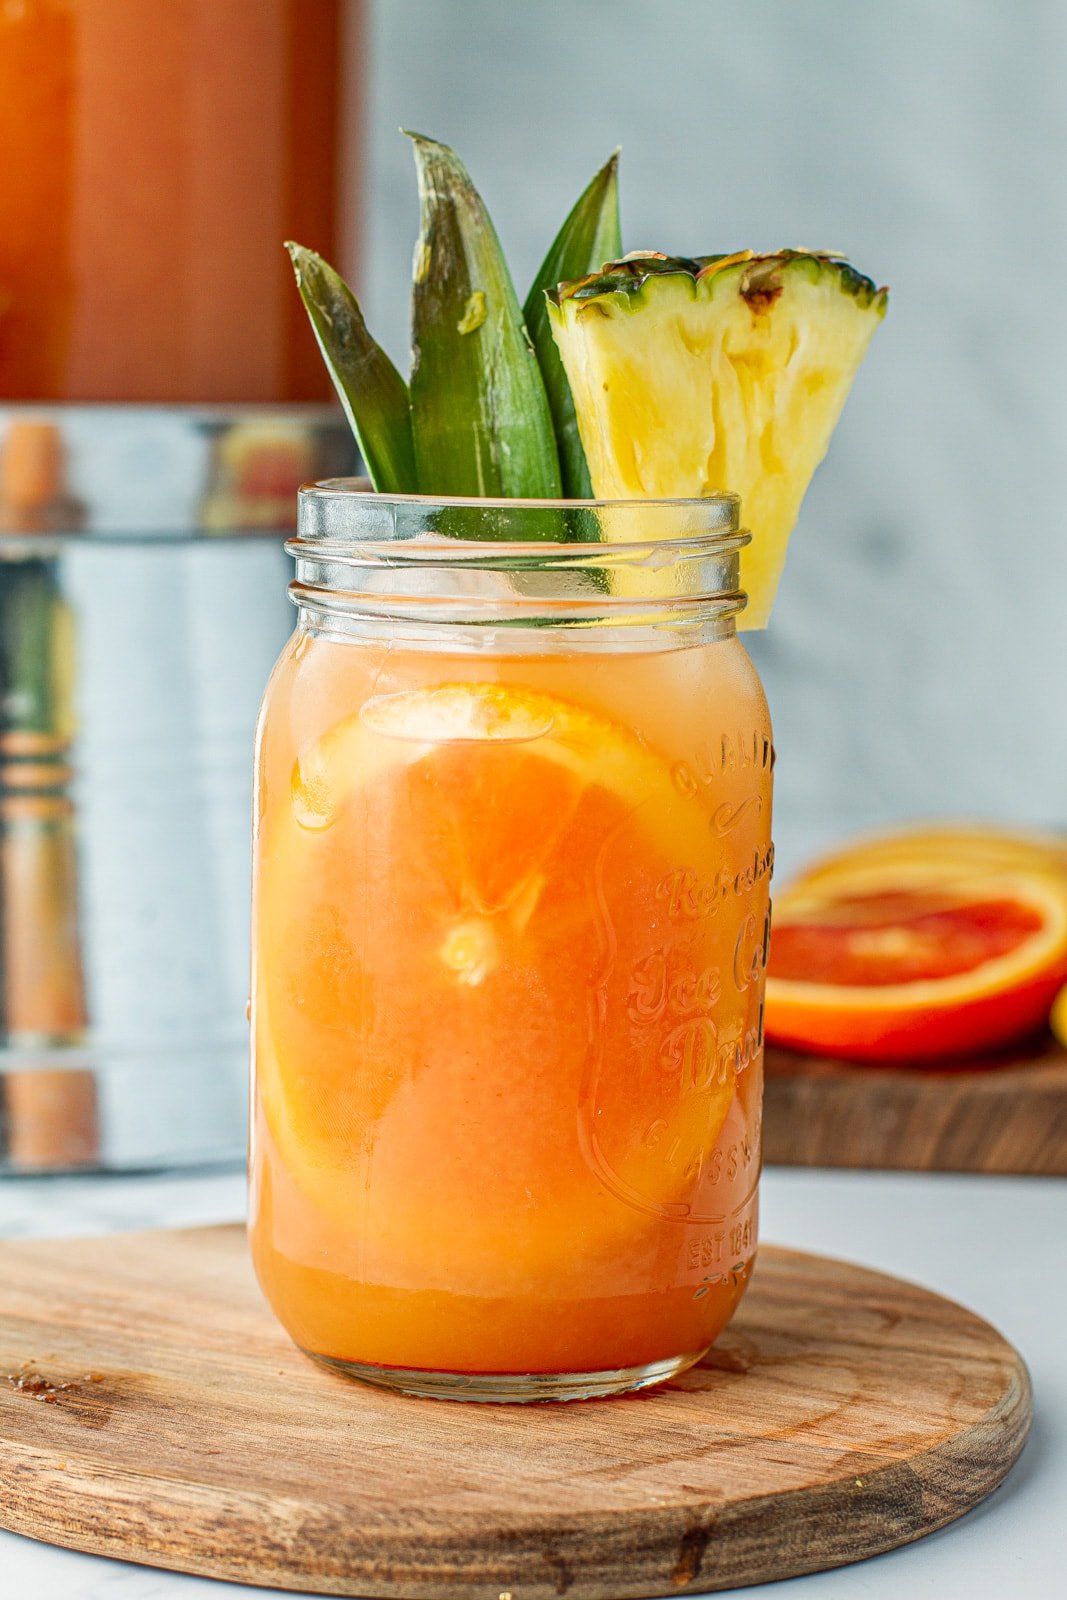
[[249, 486, 774, 1402]]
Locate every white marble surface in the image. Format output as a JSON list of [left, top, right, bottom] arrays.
[[0, 1164, 1063, 1599]]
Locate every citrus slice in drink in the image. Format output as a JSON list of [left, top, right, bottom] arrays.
[[255, 683, 753, 1294], [765, 871, 1067, 1062]]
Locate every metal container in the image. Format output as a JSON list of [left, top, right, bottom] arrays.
[[0, 405, 356, 1171]]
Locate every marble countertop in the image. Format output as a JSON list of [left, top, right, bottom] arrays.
[[1, 1164, 1063, 1599]]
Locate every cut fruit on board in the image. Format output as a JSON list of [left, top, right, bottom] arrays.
[[765, 866, 1067, 1063], [788, 822, 1067, 892]]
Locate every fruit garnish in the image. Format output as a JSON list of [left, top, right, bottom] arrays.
[[287, 137, 885, 619], [257, 683, 745, 1291], [548, 250, 886, 626], [765, 834, 1067, 1061], [406, 134, 561, 498], [522, 152, 621, 497], [286, 243, 416, 493]]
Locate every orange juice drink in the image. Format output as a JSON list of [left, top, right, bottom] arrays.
[[250, 489, 773, 1400]]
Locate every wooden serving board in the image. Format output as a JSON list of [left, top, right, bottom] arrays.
[[764, 1032, 1067, 1174], [0, 1225, 1030, 1597]]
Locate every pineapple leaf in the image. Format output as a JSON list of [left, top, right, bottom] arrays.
[[524, 152, 621, 497], [286, 243, 416, 493], [406, 132, 562, 500]]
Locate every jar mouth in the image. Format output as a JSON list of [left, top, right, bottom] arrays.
[[291, 480, 751, 638], [300, 479, 741, 519]]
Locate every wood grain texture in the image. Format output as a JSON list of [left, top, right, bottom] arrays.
[[764, 1034, 1067, 1174], [0, 1225, 1031, 1597]]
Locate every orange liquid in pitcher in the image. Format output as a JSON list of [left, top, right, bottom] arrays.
[[0, 0, 344, 401], [250, 630, 772, 1377]]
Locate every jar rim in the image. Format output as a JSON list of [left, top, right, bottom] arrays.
[[291, 481, 750, 639], [300, 478, 741, 519], [295, 480, 748, 559]]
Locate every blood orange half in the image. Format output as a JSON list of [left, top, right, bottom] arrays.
[[765, 871, 1067, 1062]]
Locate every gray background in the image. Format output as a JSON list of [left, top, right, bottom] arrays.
[[354, 0, 1067, 876]]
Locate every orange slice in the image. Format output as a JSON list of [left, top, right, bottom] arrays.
[[765, 871, 1067, 1062], [789, 823, 1067, 895], [255, 684, 744, 1293]]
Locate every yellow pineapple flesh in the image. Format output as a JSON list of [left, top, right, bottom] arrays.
[[548, 251, 887, 627]]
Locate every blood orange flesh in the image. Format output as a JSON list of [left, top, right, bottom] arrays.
[[766, 877, 1067, 1063], [770, 893, 1044, 988]]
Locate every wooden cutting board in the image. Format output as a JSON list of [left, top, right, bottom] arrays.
[[764, 1032, 1067, 1174], [0, 1224, 1030, 1597]]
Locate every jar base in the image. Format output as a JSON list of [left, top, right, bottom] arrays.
[[304, 1347, 708, 1403]]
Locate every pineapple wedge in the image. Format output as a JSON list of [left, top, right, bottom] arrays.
[[548, 251, 886, 627]]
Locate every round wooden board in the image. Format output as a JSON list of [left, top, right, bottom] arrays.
[[764, 1033, 1067, 1174], [0, 1225, 1030, 1598]]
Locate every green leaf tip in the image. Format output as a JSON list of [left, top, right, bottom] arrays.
[[286, 240, 416, 495], [407, 135, 562, 500], [524, 152, 623, 497]]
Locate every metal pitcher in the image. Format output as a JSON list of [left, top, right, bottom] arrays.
[[0, 404, 356, 1171]]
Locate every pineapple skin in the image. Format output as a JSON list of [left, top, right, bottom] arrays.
[[548, 252, 887, 629], [556, 250, 886, 313]]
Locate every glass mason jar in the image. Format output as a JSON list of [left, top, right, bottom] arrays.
[[249, 486, 774, 1402]]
